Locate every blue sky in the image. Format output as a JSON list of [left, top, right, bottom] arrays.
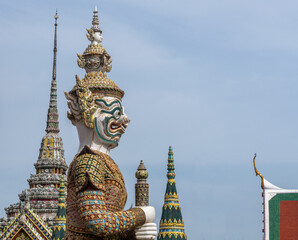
[[1, 0, 298, 239]]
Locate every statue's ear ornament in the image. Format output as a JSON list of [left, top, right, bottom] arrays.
[[75, 75, 97, 129], [77, 54, 86, 68], [86, 28, 94, 42], [64, 91, 81, 124]]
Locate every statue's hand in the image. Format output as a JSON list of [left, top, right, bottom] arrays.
[[137, 206, 155, 223], [135, 222, 157, 240], [135, 206, 157, 239]]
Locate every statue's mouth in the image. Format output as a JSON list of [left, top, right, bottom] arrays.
[[110, 122, 126, 134]]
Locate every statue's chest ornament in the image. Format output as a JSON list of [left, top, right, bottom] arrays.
[[102, 154, 121, 176], [100, 154, 127, 209]]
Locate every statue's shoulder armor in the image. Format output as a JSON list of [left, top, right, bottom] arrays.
[[72, 146, 106, 193]]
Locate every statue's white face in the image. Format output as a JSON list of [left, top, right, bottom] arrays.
[[93, 97, 129, 149], [93, 31, 103, 44]]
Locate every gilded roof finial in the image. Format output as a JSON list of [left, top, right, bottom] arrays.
[[135, 160, 149, 206], [253, 153, 264, 189], [135, 160, 148, 181], [46, 10, 60, 133]]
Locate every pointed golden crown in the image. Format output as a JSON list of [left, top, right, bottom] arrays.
[[70, 6, 124, 100]]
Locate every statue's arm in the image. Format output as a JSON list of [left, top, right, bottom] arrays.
[[73, 153, 146, 236], [77, 189, 145, 236]]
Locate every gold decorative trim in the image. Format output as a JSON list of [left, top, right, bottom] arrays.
[[253, 153, 264, 189], [253, 153, 265, 240]]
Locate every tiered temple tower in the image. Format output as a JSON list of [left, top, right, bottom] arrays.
[[158, 146, 187, 240], [0, 12, 67, 231]]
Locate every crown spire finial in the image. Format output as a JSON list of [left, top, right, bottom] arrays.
[[46, 12, 60, 133], [92, 5, 101, 32], [85, 6, 103, 45], [93, 6, 98, 24]]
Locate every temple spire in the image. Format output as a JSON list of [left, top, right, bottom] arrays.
[[46, 11, 59, 133], [158, 146, 187, 240]]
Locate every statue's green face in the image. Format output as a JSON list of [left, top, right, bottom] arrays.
[[93, 97, 129, 148]]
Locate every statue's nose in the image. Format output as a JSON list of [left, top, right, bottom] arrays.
[[123, 115, 130, 125]]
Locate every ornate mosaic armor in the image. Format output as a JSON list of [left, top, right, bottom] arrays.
[[65, 146, 145, 240]]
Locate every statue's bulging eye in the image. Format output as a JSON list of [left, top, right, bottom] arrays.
[[114, 110, 121, 119]]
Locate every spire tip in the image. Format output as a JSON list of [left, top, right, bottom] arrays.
[[55, 9, 58, 21], [46, 12, 60, 133], [167, 146, 175, 179]]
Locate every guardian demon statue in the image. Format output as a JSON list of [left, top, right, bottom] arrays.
[[64, 7, 157, 240]]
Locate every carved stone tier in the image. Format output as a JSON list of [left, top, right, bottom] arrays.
[[35, 133, 67, 171], [28, 173, 63, 186]]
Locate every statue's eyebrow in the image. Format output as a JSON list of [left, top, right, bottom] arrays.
[[95, 99, 122, 108], [101, 106, 123, 115]]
